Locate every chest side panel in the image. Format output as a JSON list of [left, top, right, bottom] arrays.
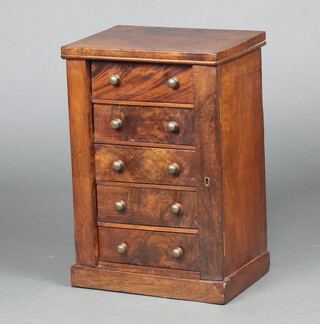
[[220, 49, 267, 276]]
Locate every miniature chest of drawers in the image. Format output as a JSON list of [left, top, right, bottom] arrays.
[[61, 25, 269, 304]]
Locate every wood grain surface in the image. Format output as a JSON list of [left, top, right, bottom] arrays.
[[98, 261, 200, 279], [92, 62, 193, 103], [193, 65, 224, 280], [95, 144, 196, 186], [92, 99, 194, 109], [94, 104, 194, 145], [62, 25, 266, 64], [71, 251, 270, 304], [64, 26, 269, 304], [97, 183, 198, 228], [98, 227, 200, 271], [97, 222, 198, 234], [220, 49, 268, 276], [66, 60, 98, 266], [72, 265, 224, 304]]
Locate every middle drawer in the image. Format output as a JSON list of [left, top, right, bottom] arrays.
[[95, 144, 196, 186]]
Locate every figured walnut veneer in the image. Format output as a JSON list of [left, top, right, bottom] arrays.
[[63, 25, 269, 304]]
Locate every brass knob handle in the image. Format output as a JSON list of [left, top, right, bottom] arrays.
[[171, 203, 183, 214], [110, 118, 123, 130], [114, 200, 126, 211], [167, 77, 179, 89], [172, 247, 184, 258], [112, 160, 124, 172], [167, 121, 179, 133], [117, 243, 128, 254], [109, 74, 121, 86], [167, 163, 180, 175]]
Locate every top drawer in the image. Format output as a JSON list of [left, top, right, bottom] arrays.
[[91, 62, 194, 104]]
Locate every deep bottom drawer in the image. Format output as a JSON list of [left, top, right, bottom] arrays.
[[98, 227, 200, 271]]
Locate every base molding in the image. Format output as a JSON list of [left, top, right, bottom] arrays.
[[71, 251, 270, 304]]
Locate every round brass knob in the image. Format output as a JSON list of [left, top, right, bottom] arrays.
[[114, 200, 126, 211], [109, 74, 121, 86], [167, 77, 179, 89], [167, 121, 179, 133], [117, 242, 128, 254], [170, 203, 183, 214], [112, 160, 124, 172], [172, 247, 184, 258], [167, 163, 180, 175], [110, 118, 123, 130]]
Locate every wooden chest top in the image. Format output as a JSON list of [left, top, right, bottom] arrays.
[[61, 25, 266, 64]]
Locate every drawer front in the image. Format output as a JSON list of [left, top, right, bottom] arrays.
[[94, 104, 195, 146], [98, 227, 200, 271], [97, 183, 198, 228], [95, 144, 196, 186], [91, 62, 193, 104]]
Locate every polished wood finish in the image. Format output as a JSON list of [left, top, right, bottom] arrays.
[[72, 251, 269, 304], [63, 26, 269, 305], [94, 104, 194, 145], [220, 49, 267, 276], [92, 99, 194, 109], [224, 252, 270, 303], [193, 65, 224, 280], [95, 144, 195, 186], [93, 139, 195, 150], [61, 43, 266, 66], [92, 62, 193, 103], [98, 261, 200, 279], [96, 181, 196, 192], [62, 25, 266, 65], [97, 183, 197, 228], [66, 60, 98, 266], [98, 227, 199, 271], [97, 222, 198, 235]]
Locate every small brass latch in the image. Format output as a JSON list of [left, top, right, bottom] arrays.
[[204, 177, 210, 188]]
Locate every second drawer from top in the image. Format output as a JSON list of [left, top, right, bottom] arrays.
[[94, 104, 194, 146]]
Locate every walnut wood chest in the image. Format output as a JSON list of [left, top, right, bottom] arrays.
[[61, 25, 269, 304]]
